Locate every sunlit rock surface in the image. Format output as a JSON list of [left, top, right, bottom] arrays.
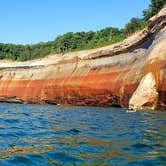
[[0, 6, 166, 110], [129, 72, 158, 110]]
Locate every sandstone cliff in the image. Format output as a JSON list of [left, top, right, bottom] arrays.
[[0, 6, 166, 110]]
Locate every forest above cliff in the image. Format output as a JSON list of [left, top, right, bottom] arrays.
[[0, 0, 165, 61]]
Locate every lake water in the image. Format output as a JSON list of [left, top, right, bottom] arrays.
[[0, 104, 165, 165]]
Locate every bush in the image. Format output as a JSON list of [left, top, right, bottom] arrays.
[[143, 0, 166, 20], [124, 18, 147, 36], [0, 0, 165, 61]]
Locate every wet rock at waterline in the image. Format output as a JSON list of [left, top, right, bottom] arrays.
[[0, 6, 166, 110]]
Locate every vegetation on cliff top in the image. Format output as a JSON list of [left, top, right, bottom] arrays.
[[0, 0, 165, 61]]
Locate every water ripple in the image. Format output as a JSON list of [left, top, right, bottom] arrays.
[[0, 104, 165, 165]]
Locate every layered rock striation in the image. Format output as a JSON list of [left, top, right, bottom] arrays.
[[0, 7, 166, 110]]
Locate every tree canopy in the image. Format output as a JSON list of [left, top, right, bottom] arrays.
[[143, 0, 166, 20], [0, 28, 125, 61], [0, 0, 165, 61], [124, 18, 146, 36]]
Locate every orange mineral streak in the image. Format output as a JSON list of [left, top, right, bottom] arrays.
[[0, 6, 166, 109], [0, 69, 139, 107], [144, 60, 165, 89]]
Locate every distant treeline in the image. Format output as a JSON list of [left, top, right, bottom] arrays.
[[0, 0, 165, 61]]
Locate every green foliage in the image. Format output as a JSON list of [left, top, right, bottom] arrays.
[[0, 0, 165, 61], [143, 0, 166, 20], [124, 18, 147, 36], [0, 28, 125, 61]]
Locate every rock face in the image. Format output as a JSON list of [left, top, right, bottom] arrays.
[[0, 6, 166, 110], [129, 72, 158, 110]]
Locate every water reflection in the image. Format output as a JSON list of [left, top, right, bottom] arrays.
[[0, 145, 53, 160], [0, 104, 165, 165]]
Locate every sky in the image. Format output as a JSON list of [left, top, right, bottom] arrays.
[[0, 0, 150, 44]]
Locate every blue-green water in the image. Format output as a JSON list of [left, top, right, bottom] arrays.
[[0, 104, 165, 166]]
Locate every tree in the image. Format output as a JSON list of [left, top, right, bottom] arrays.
[[124, 18, 146, 36], [143, 0, 166, 20]]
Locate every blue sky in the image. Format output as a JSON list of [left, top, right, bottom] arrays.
[[0, 0, 150, 44]]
